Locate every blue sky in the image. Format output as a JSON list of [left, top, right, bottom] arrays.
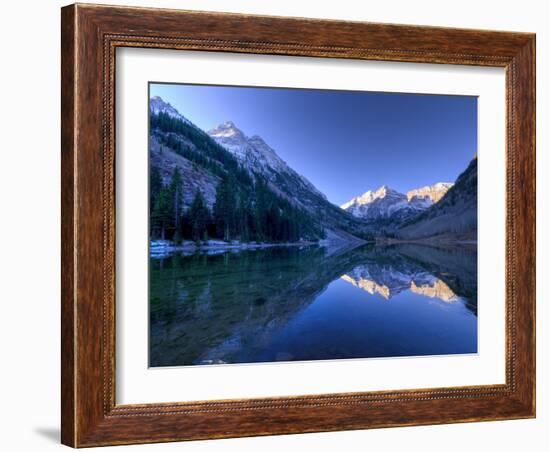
[[150, 83, 477, 206]]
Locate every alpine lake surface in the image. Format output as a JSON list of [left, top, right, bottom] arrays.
[[149, 243, 477, 367]]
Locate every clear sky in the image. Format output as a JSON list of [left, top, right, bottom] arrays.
[[150, 83, 477, 206]]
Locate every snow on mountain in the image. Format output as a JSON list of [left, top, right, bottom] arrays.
[[208, 121, 326, 199], [341, 263, 457, 302], [407, 182, 453, 203], [150, 96, 193, 125], [341, 183, 453, 222], [209, 122, 284, 172], [340, 186, 413, 221]]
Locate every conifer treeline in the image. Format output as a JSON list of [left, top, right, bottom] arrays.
[[149, 111, 325, 243]]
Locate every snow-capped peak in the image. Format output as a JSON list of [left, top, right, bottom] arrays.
[[340, 185, 402, 210], [149, 96, 192, 125], [374, 185, 401, 198], [208, 122, 327, 200], [208, 121, 246, 140], [208, 121, 285, 168], [341, 182, 453, 222]]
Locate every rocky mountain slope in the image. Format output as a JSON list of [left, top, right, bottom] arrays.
[[150, 96, 193, 125], [397, 158, 477, 240], [207, 120, 368, 237], [149, 133, 220, 208], [149, 96, 369, 243], [208, 121, 327, 201]]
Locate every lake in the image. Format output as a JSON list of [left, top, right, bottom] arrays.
[[149, 243, 477, 367]]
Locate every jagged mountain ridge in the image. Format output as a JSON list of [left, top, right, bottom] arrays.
[[208, 121, 326, 200], [340, 183, 453, 224], [150, 96, 193, 125]]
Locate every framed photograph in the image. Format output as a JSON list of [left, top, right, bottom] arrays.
[[61, 3, 536, 447]]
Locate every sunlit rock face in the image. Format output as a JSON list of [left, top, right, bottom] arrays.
[[340, 265, 458, 303], [341, 274, 393, 299], [341, 263, 413, 299], [406, 182, 453, 203], [410, 279, 458, 303]]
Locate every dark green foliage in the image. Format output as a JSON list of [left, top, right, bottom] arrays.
[[212, 173, 237, 240], [149, 165, 163, 209], [169, 167, 183, 230], [150, 111, 252, 187], [149, 111, 325, 244], [188, 190, 211, 242], [150, 167, 185, 240], [150, 186, 172, 240]]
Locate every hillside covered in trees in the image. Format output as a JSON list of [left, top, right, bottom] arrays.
[[149, 110, 325, 244]]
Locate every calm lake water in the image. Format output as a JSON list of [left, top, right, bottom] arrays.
[[149, 243, 477, 367]]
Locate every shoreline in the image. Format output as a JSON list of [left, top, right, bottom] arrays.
[[150, 234, 477, 258], [377, 237, 477, 251], [150, 239, 322, 257]]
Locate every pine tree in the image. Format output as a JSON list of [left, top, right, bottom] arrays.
[[149, 165, 163, 213], [213, 175, 237, 241], [189, 190, 211, 242], [150, 187, 172, 240], [169, 167, 183, 242]]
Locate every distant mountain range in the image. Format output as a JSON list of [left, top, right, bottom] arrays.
[[149, 96, 477, 243], [340, 183, 453, 224]]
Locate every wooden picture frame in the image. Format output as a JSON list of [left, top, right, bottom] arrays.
[[61, 3, 535, 447]]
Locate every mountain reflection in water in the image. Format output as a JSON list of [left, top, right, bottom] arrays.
[[341, 265, 458, 302], [149, 244, 477, 367]]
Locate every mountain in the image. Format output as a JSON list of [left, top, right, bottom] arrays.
[[341, 186, 410, 220], [149, 132, 220, 208], [149, 95, 475, 244], [207, 120, 370, 239], [340, 183, 453, 225], [341, 268, 457, 302], [410, 279, 458, 302], [407, 182, 453, 203], [397, 158, 477, 240], [148, 96, 368, 244], [208, 121, 326, 199], [150, 96, 193, 125]]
